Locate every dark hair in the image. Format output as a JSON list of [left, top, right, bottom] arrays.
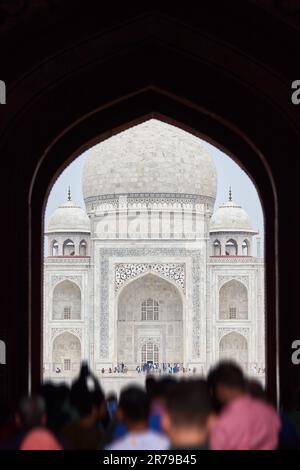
[[145, 376, 156, 399], [207, 361, 246, 392], [145, 376, 175, 401], [17, 396, 46, 430], [119, 386, 150, 423], [165, 379, 212, 427], [246, 379, 267, 401], [70, 370, 105, 417], [106, 392, 117, 403]]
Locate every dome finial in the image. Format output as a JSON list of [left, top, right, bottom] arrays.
[[229, 186, 232, 202], [68, 186, 71, 201]]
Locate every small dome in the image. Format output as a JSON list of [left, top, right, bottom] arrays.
[[47, 199, 90, 234], [210, 199, 255, 233], [82, 119, 217, 204]]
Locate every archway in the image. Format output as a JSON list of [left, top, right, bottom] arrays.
[[51, 240, 59, 256], [52, 333, 81, 374], [219, 280, 248, 320], [63, 239, 75, 256], [79, 240, 87, 256], [2, 5, 290, 408], [117, 273, 183, 369], [225, 239, 238, 256], [52, 280, 81, 320], [213, 240, 221, 256], [242, 239, 250, 256], [219, 332, 248, 371]]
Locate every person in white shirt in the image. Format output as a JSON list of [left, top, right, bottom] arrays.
[[106, 386, 169, 450]]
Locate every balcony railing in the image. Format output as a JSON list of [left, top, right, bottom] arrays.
[[209, 256, 262, 263], [45, 256, 91, 264]]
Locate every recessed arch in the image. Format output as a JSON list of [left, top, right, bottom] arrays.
[[51, 240, 59, 256], [219, 332, 248, 371], [5, 1, 300, 413], [219, 280, 248, 320], [225, 239, 238, 256], [52, 332, 81, 374], [24, 81, 278, 404], [52, 280, 81, 320], [116, 268, 186, 302], [117, 272, 183, 366], [242, 239, 250, 256], [36, 110, 271, 401], [213, 239, 221, 256], [79, 239, 87, 256], [63, 239, 75, 256]]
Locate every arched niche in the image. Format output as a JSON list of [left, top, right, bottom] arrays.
[[63, 239, 75, 256], [52, 280, 81, 320], [51, 240, 59, 256], [225, 239, 238, 256], [219, 280, 248, 320], [219, 332, 248, 371], [79, 240, 87, 256], [52, 332, 81, 373], [242, 239, 250, 256], [117, 273, 183, 367], [213, 239, 221, 256]]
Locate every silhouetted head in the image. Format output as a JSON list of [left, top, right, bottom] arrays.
[[118, 386, 150, 429], [16, 396, 47, 431], [207, 361, 246, 406], [145, 376, 156, 399], [71, 368, 105, 420], [246, 379, 267, 401], [106, 392, 117, 404], [162, 379, 213, 448]]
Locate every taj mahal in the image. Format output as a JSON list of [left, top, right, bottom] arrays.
[[43, 119, 265, 391]]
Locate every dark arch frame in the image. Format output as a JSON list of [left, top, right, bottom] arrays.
[[30, 99, 276, 400], [2, 4, 300, 409]]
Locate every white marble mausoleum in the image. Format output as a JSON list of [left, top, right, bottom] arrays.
[[43, 119, 265, 386]]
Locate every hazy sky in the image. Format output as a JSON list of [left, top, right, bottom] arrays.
[[44, 136, 264, 251]]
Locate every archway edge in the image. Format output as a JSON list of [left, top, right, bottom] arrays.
[[27, 89, 277, 404], [5, 2, 300, 411], [219, 330, 248, 344], [116, 270, 184, 367], [2, 36, 285, 407], [219, 278, 248, 293], [116, 269, 185, 304], [52, 278, 82, 295]]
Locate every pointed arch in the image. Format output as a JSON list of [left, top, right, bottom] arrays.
[[52, 332, 81, 373], [117, 272, 183, 367], [219, 332, 248, 371], [63, 239, 75, 256], [219, 280, 248, 319], [52, 280, 81, 320], [213, 239, 221, 256], [225, 239, 238, 256]]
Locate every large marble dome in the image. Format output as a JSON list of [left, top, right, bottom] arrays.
[[82, 119, 217, 205]]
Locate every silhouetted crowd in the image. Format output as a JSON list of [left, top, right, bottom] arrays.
[[0, 361, 300, 450]]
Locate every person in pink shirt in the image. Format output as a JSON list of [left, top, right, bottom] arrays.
[[208, 361, 280, 450], [20, 428, 62, 450]]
